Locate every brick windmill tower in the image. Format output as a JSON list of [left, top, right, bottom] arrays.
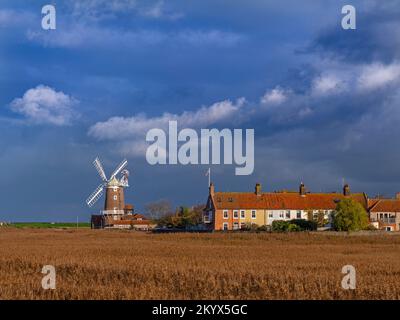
[[86, 157, 130, 219]]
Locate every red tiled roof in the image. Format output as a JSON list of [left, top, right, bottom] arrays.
[[368, 199, 400, 212], [212, 192, 367, 210]]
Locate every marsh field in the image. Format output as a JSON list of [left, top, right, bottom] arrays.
[[0, 228, 399, 300]]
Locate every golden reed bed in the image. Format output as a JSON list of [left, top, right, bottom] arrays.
[[0, 228, 399, 300]]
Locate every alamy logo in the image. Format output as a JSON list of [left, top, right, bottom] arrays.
[[341, 265, 356, 290], [341, 5, 356, 30], [41, 4, 56, 30], [145, 121, 255, 175], [41, 265, 56, 290]]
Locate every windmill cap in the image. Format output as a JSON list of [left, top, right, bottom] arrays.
[[108, 176, 120, 187]]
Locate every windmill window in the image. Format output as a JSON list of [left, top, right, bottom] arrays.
[[113, 195, 117, 200]]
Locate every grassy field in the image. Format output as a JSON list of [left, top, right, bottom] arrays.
[[0, 228, 399, 300]]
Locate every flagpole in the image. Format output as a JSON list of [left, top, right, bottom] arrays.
[[208, 168, 211, 187]]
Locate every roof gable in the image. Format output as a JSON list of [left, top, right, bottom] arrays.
[[368, 199, 400, 212]]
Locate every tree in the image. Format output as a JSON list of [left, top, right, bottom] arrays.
[[145, 200, 172, 220], [155, 204, 205, 229], [332, 198, 369, 231]]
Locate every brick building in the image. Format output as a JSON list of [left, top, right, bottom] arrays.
[[368, 196, 400, 231], [203, 182, 369, 231]]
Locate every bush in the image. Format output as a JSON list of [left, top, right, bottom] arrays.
[[257, 225, 270, 232], [272, 220, 290, 232], [272, 219, 317, 232], [363, 224, 378, 231], [287, 223, 302, 232], [289, 219, 318, 231], [333, 198, 369, 231]]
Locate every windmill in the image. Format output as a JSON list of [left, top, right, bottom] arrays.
[[86, 157, 130, 214]]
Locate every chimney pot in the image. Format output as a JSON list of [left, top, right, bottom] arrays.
[[299, 182, 306, 196], [343, 184, 350, 196], [209, 183, 215, 196], [255, 183, 261, 195]]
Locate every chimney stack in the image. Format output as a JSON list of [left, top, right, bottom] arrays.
[[396, 192, 400, 200], [343, 184, 350, 196], [299, 182, 306, 196], [209, 183, 215, 196], [255, 183, 261, 195]]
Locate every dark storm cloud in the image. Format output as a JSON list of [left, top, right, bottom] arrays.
[[309, 0, 400, 63], [2, 0, 400, 221]]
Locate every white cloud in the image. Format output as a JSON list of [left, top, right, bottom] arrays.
[[68, 0, 183, 21], [9, 85, 78, 126], [311, 74, 344, 96], [88, 97, 245, 141], [260, 87, 288, 106], [141, 0, 184, 20], [358, 62, 400, 90], [69, 0, 138, 21], [27, 26, 242, 49]]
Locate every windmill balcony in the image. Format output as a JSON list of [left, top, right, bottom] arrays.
[[101, 210, 125, 216]]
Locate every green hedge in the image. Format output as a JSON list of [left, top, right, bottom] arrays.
[[272, 219, 317, 232]]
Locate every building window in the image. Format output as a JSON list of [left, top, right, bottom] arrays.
[[113, 195, 117, 200], [240, 210, 245, 219], [268, 212, 273, 218], [223, 210, 229, 219], [286, 210, 290, 219], [251, 210, 256, 219], [279, 211, 284, 218], [297, 210, 301, 219], [233, 210, 239, 219], [222, 223, 229, 231], [233, 222, 239, 230]]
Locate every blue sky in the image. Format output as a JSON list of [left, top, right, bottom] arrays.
[[2, 0, 400, 221]]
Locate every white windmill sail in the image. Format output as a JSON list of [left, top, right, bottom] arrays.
[[93, 157, 107, 181], [86, 184, 105, 207], [109, 159, 128, 180]]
